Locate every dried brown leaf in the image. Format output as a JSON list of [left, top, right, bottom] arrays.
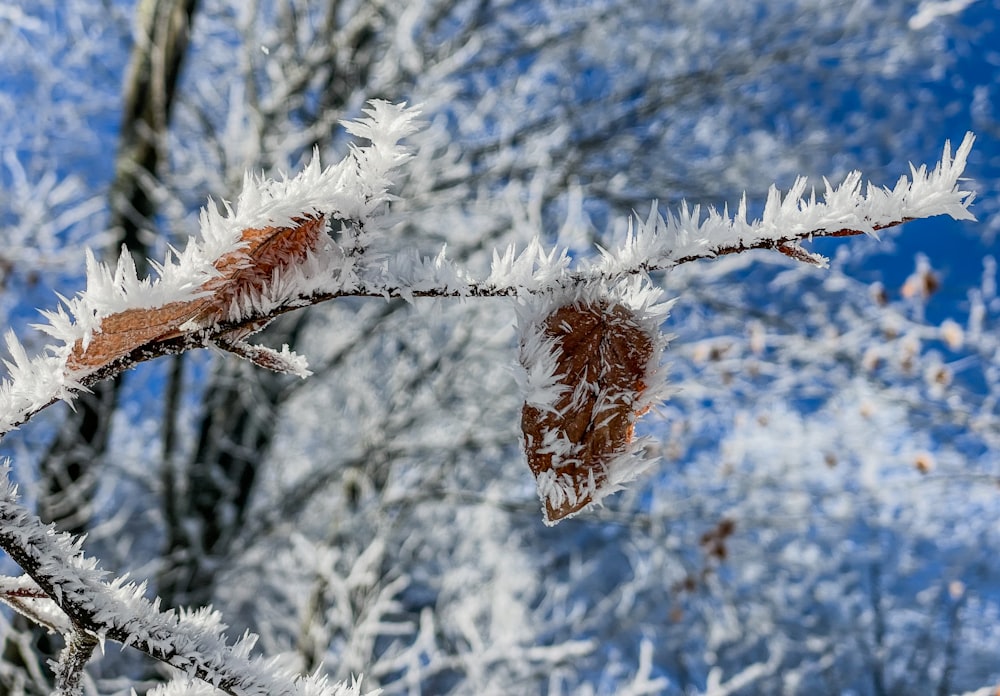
[[522, 301, 653, 522], [66, 215, 327, 373]]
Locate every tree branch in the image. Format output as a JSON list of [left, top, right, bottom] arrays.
[[0, 473, 363, 696], [52, 630, 98, 696]]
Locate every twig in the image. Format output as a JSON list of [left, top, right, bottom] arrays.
[[52, 630, 99, 696], [0, 482, 308, 696]]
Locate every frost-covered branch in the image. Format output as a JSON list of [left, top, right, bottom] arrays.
[[0, 119, 975, 440], [52, 629, 98, 696], [0, 468, 371, 696], [313, 132, 976, 298], [0, 108, 977, 459], [612, 131, 976, 271], [0, 100, 422, 436], [0, 100, 978, 530]]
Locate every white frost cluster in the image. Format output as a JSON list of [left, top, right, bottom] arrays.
[[381, 246, 471, 301], [595, 133, 976, 275], [140, 675, 376, 696], [487, 239, 573, 294], [0, 101, 421, 435], [0, 331, 81, 435]]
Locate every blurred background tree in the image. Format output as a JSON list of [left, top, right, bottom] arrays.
[[0, 0, 997, 693]]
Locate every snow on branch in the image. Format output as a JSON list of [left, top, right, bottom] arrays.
[[0, 109, 975, 454], [0, 107, 978, 454], [0, 467, 374, 696], [0, 100, 422, 436], [594, 131, 977, 275], [316, 131, 978, 297], [0, 125, 978, 444]]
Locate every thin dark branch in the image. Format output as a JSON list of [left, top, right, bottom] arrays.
[[0, 216, 915, 439], [0, 493, 298, 696]]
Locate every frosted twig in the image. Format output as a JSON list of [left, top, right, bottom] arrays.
[[52, 630, 98, 696], [0, 469, 370, 696]]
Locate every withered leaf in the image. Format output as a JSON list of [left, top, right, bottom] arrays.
[[66, 215, 327, 373], [522, 301, 653, 522]]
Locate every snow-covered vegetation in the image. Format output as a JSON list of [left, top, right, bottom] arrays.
[[0, 1, 996, 694]]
